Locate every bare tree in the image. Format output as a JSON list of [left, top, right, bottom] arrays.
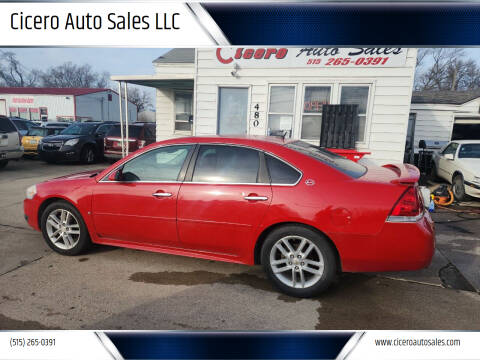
[[124, 87, 151, 112], [0, 51, 39, 87], [414, 48, 480, 91], [39, 62, 111, 88]]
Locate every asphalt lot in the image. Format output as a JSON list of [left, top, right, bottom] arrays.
[[1, 158, 479, 330]]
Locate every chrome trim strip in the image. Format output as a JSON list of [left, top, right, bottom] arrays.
[[100, 141, 303, 187], [244, 196, 268, 201], [185, 3, 230, 46], [386, 211, 425, 223], [94, 332, 124, 360], [336, 332, 365, 360]]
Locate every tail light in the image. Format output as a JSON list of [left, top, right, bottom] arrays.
[[387, 186, 423, 222], [137, 139, 146, 149]]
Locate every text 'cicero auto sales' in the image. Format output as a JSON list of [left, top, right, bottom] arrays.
[[215, 47, 407, 68]]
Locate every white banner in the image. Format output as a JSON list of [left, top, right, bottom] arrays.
[[0, 3, 217, 46], [215, 47, 408, 67]]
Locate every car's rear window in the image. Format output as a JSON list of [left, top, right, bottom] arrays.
[[0, 117, 17, 133], [107, 125, 142, 138], [286, 141, 367, 178]]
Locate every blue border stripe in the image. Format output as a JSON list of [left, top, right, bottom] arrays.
[[201, 3, 480, 45], [106, 331, 354, 360]]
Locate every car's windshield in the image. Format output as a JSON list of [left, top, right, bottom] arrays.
[[61, 123, 97, 136], [12, 120, 29, 131], [27, 127, 47, 137], [458, 144, 480, 158], [286, 140, 367, 178]]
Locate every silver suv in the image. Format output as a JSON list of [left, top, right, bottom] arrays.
[[0, 116, 24, 169]]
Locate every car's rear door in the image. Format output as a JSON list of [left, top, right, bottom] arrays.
[[92, 144, 194, 247], [177, 144, 272, 257]]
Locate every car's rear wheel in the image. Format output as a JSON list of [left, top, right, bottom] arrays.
[[40, 201, 91, 255], [81, 146, 96, 164], [452, 174, 467, 201], [0, 160, 8, 169], [261, 225, 337, 298]]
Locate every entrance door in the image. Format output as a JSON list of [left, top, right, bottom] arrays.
[[92, 144, 193, 247], [0, 100, 6, 116], [217, 87, 248, 135]]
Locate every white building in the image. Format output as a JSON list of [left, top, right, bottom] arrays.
[[0, 87, 137, 123], [113, 47, 418, 165], [410, 90, 480, 153]]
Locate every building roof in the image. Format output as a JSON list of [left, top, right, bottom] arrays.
[[153, 48, 195, 64], [0, 87, 112, 96], [412, 90, 480, 105]]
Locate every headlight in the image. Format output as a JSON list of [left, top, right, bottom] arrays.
[[26, 185, 37, 200], [64, 138, 79, 146]]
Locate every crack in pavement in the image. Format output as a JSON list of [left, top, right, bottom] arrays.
[[0, 256, 45, 277], [0, 223, 32, 231]]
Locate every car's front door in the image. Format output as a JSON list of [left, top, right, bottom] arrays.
[[438, 142, 459, 180], [177, 144, 272, 257], [92, 144, 193, 246]]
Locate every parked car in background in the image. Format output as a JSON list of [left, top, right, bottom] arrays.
[[104, 122, 156, 162], [432, 140, 480, 200], [22, 126, 65, 157], [10, 117, 36, 138], [39, 122, 115, 164], [0, 116, 24, 169], [42, 122, 71, 129], [24, 136, 434, 297]]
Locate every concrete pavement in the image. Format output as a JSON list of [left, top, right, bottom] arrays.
[[1, 158, 479, 330]]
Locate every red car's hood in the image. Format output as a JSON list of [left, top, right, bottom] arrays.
[[49, 169, 104, 181], [360, 163, 420, 185]]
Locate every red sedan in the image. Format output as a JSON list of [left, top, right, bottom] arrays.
[[24, 136, 434, 297]]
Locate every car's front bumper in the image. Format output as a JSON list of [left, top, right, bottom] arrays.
[[39, 147, 81, 162], [24, 197, 41, 231], [464, 181, 480, 198]]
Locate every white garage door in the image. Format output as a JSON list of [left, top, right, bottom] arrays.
[[0, 100, 6, 116]]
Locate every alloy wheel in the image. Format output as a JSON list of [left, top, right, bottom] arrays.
[[269, 235, 324, 289], [45, 209, 81, 250]]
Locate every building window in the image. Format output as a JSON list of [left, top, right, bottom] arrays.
[[174, 91, 193, 133], [340, 86, 370, 142], [301, 86, 331, 140], [18, 107, 28, 119], [268, 85, 295, 138], [29, 108, 40, 121]]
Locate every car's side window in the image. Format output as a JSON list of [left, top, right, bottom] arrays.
[[265, 154, 301, 185], [96, 124, 112, 136], [192, 145, 260, 183], [120, 145, 192, 182], [442, 143, 459, 156]]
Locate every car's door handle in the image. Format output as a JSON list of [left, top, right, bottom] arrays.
[[152, 192, 172, 198], [244, 196, 268, 201]]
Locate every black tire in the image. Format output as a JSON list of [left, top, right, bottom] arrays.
[[80, 145, 96, 164], [40, 201, 91, 256], [452, 174, 467, 201], [0, 160, 8, 169], [261, 225, 338, 298]]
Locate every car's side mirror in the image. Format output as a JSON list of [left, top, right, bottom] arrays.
[[108, 168, 123, 181], [445, 153, 454, 160]]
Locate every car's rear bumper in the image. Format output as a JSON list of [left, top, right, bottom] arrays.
[[337, 211, 435, 272], [104, 151, 122, 160], [0, 147, 24, 160]]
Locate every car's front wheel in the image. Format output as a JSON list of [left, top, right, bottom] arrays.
[[452, 174, 467, 201], [40, 201, 91, 255], [261, 225, 337, 298], [81, 146, 96, 164]]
